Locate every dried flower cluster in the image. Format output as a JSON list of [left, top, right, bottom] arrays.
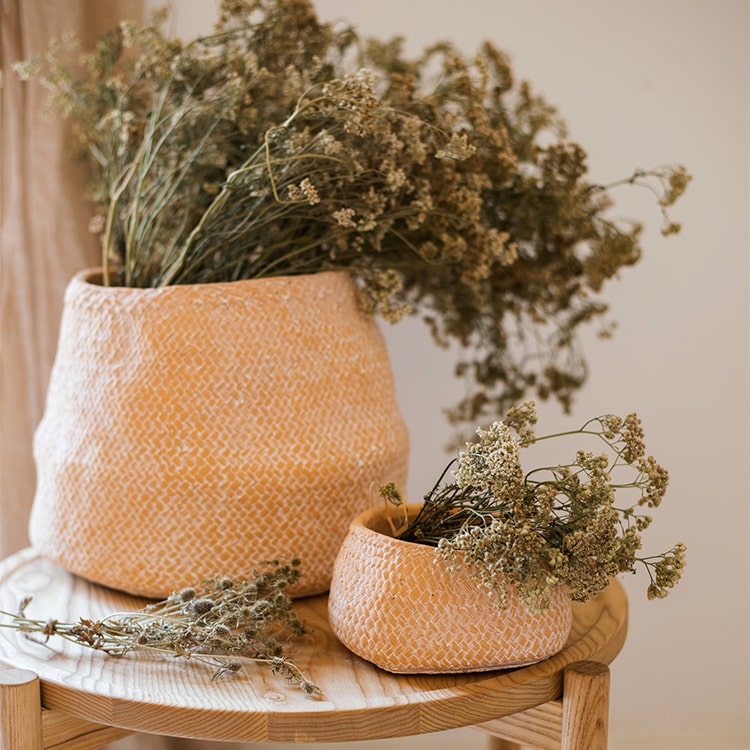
[[15, 0, 690, 425], [0, 559, 319, 694], [383, 402, 686, 613]]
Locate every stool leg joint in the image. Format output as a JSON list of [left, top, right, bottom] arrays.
[[561, 660, 610, 750]]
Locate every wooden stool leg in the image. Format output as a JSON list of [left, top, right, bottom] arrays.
[[0, 666, 43, 750], [561, 661, 610, 750], [488, 737, 523, 750]]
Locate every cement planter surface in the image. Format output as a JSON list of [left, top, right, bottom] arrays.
[[31, 269, 408, 597], [329, 503, 572, 673]]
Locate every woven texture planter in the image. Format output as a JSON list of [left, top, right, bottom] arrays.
[[328, 504, 572, 673], [30, 269, 408, 598]]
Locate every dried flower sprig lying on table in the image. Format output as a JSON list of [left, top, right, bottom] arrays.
[[0, 559, 320, 695], [381, 402, 686, 614]]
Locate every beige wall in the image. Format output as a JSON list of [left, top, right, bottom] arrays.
[[156, 2, 750, 747]]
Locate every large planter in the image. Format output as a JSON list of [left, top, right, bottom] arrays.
[[30, 269, 408, 598], [328, 504, 572, 673]]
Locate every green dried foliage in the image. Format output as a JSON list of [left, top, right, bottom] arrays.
[[387, 402, 686, 613], [0, 560, 320, 694], [15, 0, 691, 426]]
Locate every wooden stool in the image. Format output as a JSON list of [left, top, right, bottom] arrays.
[[0, 548, 627, 749]]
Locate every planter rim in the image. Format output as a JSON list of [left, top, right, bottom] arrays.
[[74, 267, 353, 293], [348, 503, 434, 551], [348, 503, 573, 604]]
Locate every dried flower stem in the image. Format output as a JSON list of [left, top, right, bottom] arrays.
[[0, 560, 320, 695], [16, 0, 691, 427]]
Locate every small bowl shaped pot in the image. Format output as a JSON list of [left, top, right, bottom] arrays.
[[328, 504, 573, 674]]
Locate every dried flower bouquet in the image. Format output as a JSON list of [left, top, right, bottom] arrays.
[[15, 0, 690, 427], [381, 401, 686, 613]]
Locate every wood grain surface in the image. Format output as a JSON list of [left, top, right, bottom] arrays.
[[0, 548, 627, 743], [0, 664, 42, 749], [561, 662, 610, 750]]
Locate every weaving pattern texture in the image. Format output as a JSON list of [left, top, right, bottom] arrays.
[[328, 506, 572, 673], [30, 270, 409, 598]]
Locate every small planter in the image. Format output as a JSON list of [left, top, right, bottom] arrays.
[[30, 269, 408, 598], [328, 504, 572, 674]]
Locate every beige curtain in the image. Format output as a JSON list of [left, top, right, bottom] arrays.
[[0, 0, 143, 556], [0, 4, 255, 748]]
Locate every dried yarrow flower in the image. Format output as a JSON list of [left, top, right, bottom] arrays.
[[391, 402, 685, 611]]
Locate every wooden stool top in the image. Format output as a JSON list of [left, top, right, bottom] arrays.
[[0, 548, 627, 743]]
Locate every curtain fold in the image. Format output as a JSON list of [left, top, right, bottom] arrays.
[[1, 0, 144, 555], [1, 4, 257, 747]]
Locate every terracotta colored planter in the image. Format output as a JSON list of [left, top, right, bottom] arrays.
[[328, 504, 572, 673], [30, 269, 408, 598]]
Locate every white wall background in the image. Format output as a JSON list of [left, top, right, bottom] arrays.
[[154, 2, 750, 748]]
